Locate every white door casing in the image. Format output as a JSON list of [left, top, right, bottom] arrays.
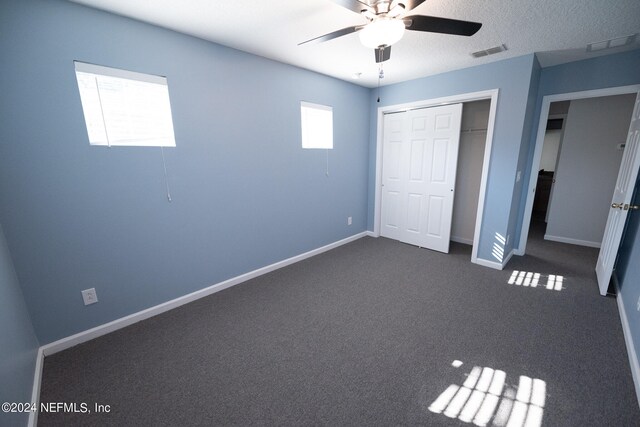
[[380, 103, 463, 253], [596, 92, 640, 295]]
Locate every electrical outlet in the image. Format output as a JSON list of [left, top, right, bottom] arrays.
[[637, 296, 640, 312], [347, 216, 352, 225], [506, 234, 510, 246], [516, 171, 522, 182], [81, 288, 98, 306]]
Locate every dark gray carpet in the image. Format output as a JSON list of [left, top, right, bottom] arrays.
[[38, 224, 639, 426]]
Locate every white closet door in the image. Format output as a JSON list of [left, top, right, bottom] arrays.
[[380, 103, 463, 253], [596, 92, 640, 295]]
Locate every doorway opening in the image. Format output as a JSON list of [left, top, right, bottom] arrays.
[[519, 85, 640, 294], [531, 102, 568, 229], [451, 100, 491, 246]]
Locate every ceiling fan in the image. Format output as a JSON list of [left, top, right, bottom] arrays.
[[299, 0, 482, 63]]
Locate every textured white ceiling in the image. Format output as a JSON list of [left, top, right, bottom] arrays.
[[69, 0, 640, 87]]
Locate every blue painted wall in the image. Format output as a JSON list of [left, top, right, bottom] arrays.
[[366, 54, 538, 263], [0, 0, 370, 344], [0, 224, 39, 427], [538, 49, 640, 97], [615, 169, 640, 371]]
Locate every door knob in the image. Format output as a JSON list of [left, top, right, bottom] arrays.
[[624, 204, 639, 211], [612, 203, 623, 209]]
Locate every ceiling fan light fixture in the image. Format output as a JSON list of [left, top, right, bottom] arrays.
[[358, 19, 406, 49]]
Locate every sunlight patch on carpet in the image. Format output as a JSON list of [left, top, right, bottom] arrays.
[[428, 361, 546, 427], [508, 270, 564, 291]]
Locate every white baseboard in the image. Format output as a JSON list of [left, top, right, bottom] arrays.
[[473, 250, 514, 271], [27, 348, 44, 427], [473, 257, 504, 270], [451, 236, 473, 245], [40, 231, 368, 357], [365, 231, 377, 238], [614, 275, 640, 409], [502, 249, 515, 268], [544, 234, 601, 248]]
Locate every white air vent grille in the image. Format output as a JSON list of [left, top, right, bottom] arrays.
[[587, 34, 637, 52], [471, 44, 507, 58]]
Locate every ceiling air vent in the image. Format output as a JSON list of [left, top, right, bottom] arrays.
[[471, 44, 507, 58], [587, 34, 637, 52]]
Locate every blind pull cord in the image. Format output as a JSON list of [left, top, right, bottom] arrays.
[[161, 146, 172, 202], [326, 149, 329, 177]]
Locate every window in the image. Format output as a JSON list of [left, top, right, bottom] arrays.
[[74, 61, 176, 147], [300, 101, 333, 149]]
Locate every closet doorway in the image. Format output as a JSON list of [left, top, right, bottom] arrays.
[[374, 90, 497, 264]]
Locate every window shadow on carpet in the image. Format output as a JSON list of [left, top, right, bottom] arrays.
[[426, 360, 546, 427]]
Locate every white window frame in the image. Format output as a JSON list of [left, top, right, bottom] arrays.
[[300, 101, 333, 149], [74, 61, 176, 147]]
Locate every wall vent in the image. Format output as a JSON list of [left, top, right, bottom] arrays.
[[471, 44, 507, 58]]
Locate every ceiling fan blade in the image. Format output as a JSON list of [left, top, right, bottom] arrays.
[[398, 0, 427, 13], [330, 0, 374, 14], [375, 46, 391, 63], [298, 26, 361, 45], [404, 15, 482, 36]]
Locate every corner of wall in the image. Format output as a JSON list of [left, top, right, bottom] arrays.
[[0, 223, 40, 426], [510, 55, 543, 253], [367, 87, 379, 232]]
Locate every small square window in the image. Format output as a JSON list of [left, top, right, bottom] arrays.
[[74, 61, 176, 147], [301, 101, 333, 149]]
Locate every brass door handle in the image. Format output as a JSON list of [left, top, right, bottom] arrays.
[[612, 203, 640, 210]]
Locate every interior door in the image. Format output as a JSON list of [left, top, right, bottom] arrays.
[[596, 92, 640, 295], [380, 103, 463, 253]]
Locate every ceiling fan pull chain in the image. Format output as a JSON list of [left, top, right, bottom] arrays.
[[377, 62, 384, 103]]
